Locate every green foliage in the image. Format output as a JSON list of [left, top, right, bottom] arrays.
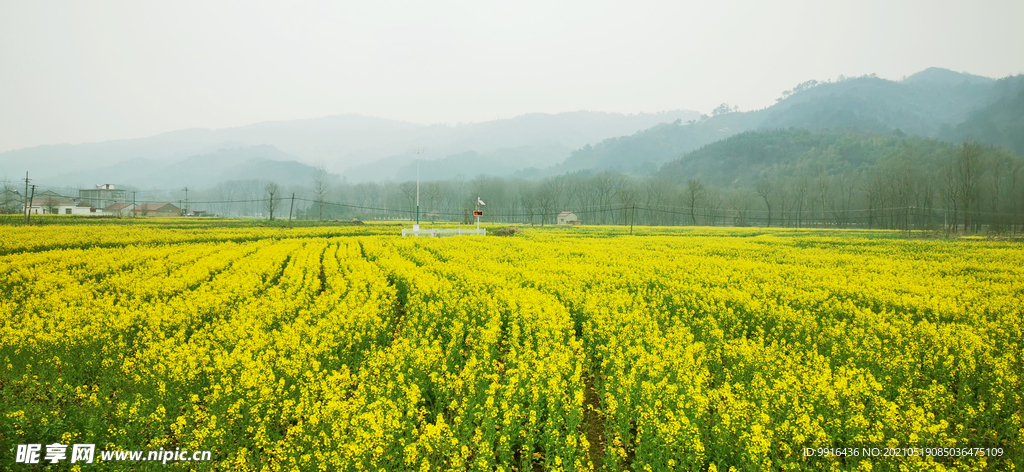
[[947, 76, 1024, 154], [563, 70, 1020, 177], [658, 129, 958, 187]]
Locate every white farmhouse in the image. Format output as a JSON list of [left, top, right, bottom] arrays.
[[557, 211, 580, 225], [24, 190, 104, 215]]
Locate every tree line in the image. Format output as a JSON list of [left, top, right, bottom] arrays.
[[173, 139, 1022, 234], [5, 136, 1022, 234]]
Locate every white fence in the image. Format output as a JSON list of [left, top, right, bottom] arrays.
[[401, 228, 487, 237]]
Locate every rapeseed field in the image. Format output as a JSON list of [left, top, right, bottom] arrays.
[[1, 220, 1020, 471]]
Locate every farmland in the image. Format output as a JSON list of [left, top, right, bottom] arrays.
[[1, 220, 1021, 471]]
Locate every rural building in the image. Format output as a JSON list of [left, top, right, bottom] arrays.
[[105, 202, 136, 216], [557, 211, 580, 225], [73, 202, 104, 215], [132, 202, 181, 217], [25, 199, 104, 215], [79, 184, 127, 209], [24, 191, 87, 215], [1, 188, 21, 213]]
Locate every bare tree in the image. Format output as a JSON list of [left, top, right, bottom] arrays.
[[777, 185, 790, 227], [536, 176, 565, 225], [955, 141, 982, 232], [1011, 159, 1023, 233], [939, 165, 961, 233], [399, 181, 417, 218], [816, 173, 830, 227], [0, 178, 18, 214], [214, 181, 239, 217], [422, 181, 446, 221], [755, 179, 774, 227], [593, 172, 623, 224], [643, 177, 673, 225], [519, 184, 538, 225], [44, 194, 59, 215], [703, 188, 723, 226], [792, 176, 809, 228], [685, 179, 706, 225], [836, 173, 857, 228], [615, 179, 639, 226], [989, 151, 1011, 233], [264, 181, 281, 220], [311, 160, 330, 221]]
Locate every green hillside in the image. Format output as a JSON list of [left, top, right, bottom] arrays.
[[559, 69, 1022, 174], [946, 75, 1024, 154], [658, 128, 957, 187]]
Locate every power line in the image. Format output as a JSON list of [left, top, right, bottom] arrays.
[[12, 179, 1024, 229]]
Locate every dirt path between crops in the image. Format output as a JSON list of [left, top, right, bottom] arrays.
[[584, 372, 606, 470]]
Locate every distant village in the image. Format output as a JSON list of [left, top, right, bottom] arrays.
[[0, 182, 592, 225], [2, 184, 206, 217]]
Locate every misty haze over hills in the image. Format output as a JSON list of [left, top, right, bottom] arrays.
[[0, 110, 701, 188], [2, 67, 1022, 193]]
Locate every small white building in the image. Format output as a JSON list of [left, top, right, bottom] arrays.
[[24, 191, 103, 215], [25, 195, 76, 215], [72, 202, 103, 215], [557, 211, 580, 225]]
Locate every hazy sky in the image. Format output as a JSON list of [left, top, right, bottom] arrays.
[[2, 0, 1022, 153]]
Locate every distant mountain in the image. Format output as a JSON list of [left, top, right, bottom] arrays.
[[558, 68, 1020, 175], [339, 110, 703, 181], [0, 114, 416, 185], [550, 111, 766, 175], [762, 73, 999, 137], [47, 145, 323, 190], [903, 67, 995, 86], [0, 110, 701, 187]]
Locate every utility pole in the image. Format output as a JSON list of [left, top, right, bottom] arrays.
[[23, 172, 30, 224], [26, 185, 35, 225], [183, 187, 188, 215], [416, 162, 420, 228], [288, 193, 295, 223], [630, 202, 636, 235], [132, 191, 137, 218], [414, 148, 423, 230]]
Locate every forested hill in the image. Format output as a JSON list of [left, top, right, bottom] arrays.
[[657, 129, 964, 188], [762, 69, 999, 137], [544, 110, 765, 175], [946, 75, 1024, 154], [558, 69, 1023, 174]]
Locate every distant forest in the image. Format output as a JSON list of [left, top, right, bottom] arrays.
[[36, 129, 1010, 234]]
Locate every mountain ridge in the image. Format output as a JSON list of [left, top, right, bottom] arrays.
[[0, 110, 701, 186], [552, 68, 1021, 176]]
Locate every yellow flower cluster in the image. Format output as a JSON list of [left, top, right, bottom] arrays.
[[1, 221, 1021, 472]]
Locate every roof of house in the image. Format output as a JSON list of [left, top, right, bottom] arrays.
[[105, 203, 134, 211], [33, 198, 77, 207], [135, 202, 180, 211], [558, 211, 577, 217]]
